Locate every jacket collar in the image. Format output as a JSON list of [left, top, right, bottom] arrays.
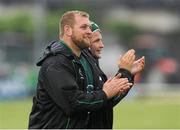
[[36, 40, 79, 66]]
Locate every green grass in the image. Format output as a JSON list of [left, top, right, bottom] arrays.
[[113, 97, 180, 129], [0, 97, 180, 128], [0, 98, 32, 128]]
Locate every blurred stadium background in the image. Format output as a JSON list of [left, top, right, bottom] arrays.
[[0, 0, 180, 128]]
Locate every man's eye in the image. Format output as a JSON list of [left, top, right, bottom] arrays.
[[81, 25, 91, 30], [95, 39, 100, 42], [81, 26, 87, 29]]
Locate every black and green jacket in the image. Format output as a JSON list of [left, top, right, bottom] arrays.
[[28, 41, 134, 129], [83, 49, 134, 128]]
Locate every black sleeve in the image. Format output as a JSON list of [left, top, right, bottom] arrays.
[[109, 68, 134, 107], [43, 60, 108, 116], [116, 68, 134, 84]]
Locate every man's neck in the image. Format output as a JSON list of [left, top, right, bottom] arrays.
[[61, 37, 81, 57]]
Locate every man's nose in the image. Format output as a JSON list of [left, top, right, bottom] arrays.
[[87, 29, 92, 39], [87, 27, 92, 34], [100, 41, 104, 48]]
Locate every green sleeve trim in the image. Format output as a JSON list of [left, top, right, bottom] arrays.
[[77, 100, 103, 105], [65, 117, 70, 129]]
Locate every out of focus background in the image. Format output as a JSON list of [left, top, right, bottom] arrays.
[[0, 0, 180, 129]]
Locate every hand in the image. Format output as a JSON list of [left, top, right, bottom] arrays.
[[118, 49, 135, 72], [131, 56, 145, 75], [103, 74, 133, 99]]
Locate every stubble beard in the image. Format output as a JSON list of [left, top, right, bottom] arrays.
[[71, 33, 90, 50]]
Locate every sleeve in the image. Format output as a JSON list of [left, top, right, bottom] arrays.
[[43, 60, 108, 116], [109, 68, 134, 107]]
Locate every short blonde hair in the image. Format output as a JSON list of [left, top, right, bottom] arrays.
[[59, 10, 89, 36]]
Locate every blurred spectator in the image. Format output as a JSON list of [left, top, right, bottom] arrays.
[[25, 67, 38, 95], [0, 63, 37, 99], [132, 34, 179, 84]]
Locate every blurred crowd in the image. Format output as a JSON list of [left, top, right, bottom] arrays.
[[0, 0, 180, 99]]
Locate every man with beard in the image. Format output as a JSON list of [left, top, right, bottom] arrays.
[[28, 10, 134, 129]]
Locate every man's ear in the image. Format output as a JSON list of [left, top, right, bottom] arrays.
[[64, 25, 72, 36]]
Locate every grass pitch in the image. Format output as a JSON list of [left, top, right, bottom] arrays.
[[113, 97, 180, 129], [0, 97, 179, 128]]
